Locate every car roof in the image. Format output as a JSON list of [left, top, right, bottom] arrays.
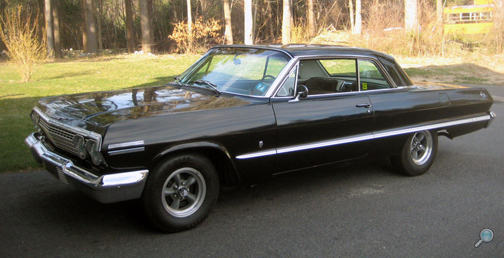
[[212, 44, 393, 59]]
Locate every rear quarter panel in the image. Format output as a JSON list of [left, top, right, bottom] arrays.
[[368, 85, 493, 157]]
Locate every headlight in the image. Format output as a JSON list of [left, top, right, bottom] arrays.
[[72, 135, 87, 159], [85, 140, 104, 166], [31, 112, 42, 134]]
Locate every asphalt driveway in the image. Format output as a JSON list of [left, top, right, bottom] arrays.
[[1, 85, 503, 257]]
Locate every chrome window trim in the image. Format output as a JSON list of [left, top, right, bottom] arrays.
[[272, 63, 300, 97], [235, 113, 493, 160], [267, 55, 398, 99], [264, 58, 300, 97], [34, 107, 103, 151]]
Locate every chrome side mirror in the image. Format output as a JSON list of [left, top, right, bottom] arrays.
[[289, 85, 309, 103]]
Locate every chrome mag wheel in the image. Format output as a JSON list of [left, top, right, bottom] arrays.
[[409, 131, 433, 166], [161, 167, 206, 218]]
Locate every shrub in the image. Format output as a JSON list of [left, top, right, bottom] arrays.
[[0, 6, 47, 82], [169, 17, 222, 54]]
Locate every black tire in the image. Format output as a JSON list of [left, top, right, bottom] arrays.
[[142, 154, 219, 232], [391, 130, 438, 176]]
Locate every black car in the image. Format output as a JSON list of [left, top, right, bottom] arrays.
[[26, 45, 495, 232]]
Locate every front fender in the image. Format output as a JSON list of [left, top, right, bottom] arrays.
[[151, 141, 242, 185]]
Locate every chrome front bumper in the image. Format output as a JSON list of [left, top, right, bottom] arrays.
[[26, 133, 149, 203]]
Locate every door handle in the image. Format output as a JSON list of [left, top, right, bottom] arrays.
[[356, 103, 371, 108], [356, 103, 372, 113]]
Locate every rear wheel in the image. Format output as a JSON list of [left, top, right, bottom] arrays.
[[142, 154, 219, 232], [391, 130, 438, 176]]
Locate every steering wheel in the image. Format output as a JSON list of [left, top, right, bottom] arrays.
[[262, 75, 276, 81]]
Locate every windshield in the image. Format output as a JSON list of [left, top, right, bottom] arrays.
[[179, 47, 291, 96]]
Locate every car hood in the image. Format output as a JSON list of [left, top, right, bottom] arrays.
[[37, 85, 253, 126]]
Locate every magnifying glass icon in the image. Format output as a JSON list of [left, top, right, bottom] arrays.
[[475, 229, 493, 248]]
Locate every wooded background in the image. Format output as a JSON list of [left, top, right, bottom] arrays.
[[0, 0, 502, 56]]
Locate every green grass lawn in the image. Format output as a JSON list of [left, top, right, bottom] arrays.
[[0, 54, 199, 173]]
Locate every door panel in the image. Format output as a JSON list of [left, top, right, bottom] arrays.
[[272, 93, 373, 173]]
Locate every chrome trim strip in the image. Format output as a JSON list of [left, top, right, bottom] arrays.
[[277, 134, 374, 154], [236, 150, 277, 160], [108, 140, 145, 150], [373, 115, 491, 139], [108, 147, 145, 156], [26, 133, 148, 187], [101, 171, 149, 187], [235, 113, 493, 160], [486, 111, 496, 128], [34, 107, 103, 151]]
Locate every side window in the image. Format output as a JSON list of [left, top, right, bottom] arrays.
[[319, 59, 357, 77], [358, 60, 391, 90], [276, 65, 298, 97], [303, 59, 358, 95]]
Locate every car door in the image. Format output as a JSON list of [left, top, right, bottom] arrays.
[[271, 59, 374, 173]]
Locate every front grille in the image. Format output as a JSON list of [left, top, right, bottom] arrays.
[[37, 115, 80, 156]]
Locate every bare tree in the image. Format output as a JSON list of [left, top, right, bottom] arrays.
[[140, 0, 154, 53], [84, 0, 98, 53], [244, 0, 253, 45], [349, 0, 354, 33], [223, 0, 233, 44], [354, 0, 361, 34], [348, 0, 361, 35], [308, 0, 315, 37], [125, 0, 135, 53], [44, 0, 54, 57], [282, 0, 290, 44], [405, 0, 418, 34], [187, 0, 193, 51], [96, 0, 103, 50], [81, 0, 87, 52], [51, 0, 62, 58]]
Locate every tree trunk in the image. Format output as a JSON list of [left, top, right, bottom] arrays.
[[0, 0, 5, 51], [44, 0, 54, 57], [37, 0, 45, 46], [308, 0, 315, 37], [51, 0, 62, 58], [84, 0, 98, 53], [349, 0, 354, 33], [187, 0, 193, 52], [199, 0, 209, 18], [404, 0, 418, 34], [140, 0, 154, 53], [436, 0, 442, 24], [223, 0, 233, 44], [436, 0, 444, 34], [96, 0, 103, 50], [354, 0, 361, 35], [282, 0, 290, 45], [125, 0, 135, 53], [244, 0, 253, 45], [81, 0, 87, 52]]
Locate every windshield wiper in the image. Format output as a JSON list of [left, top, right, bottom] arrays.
[[194, 80, 220, 96]]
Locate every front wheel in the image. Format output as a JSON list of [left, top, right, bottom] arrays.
[[142, 154, 219, 232], [391, 130, 438, 176]]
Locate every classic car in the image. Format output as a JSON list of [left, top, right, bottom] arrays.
[[26, 45, 495, 232]]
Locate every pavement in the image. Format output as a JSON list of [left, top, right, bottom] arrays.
[[0, 84, 503, 257]]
